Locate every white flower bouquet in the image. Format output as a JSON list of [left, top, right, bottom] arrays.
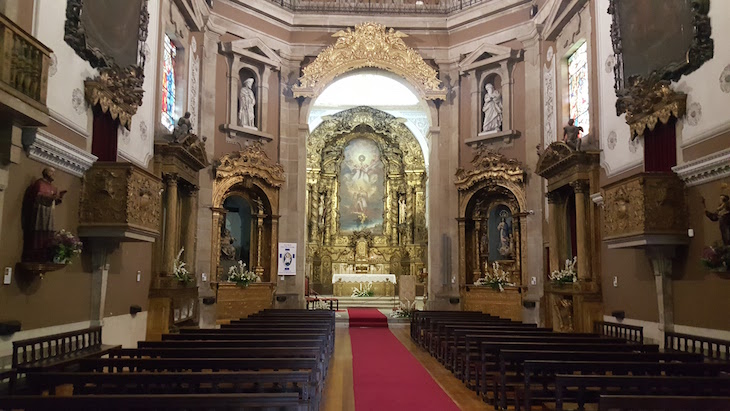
[[227, 260, 261, 287], [392, 299, 418, 318], [172, 247, 194, 284], [475, 261, 515, 292], [352, 282, 374, 297], [549, 256, 577, 285]]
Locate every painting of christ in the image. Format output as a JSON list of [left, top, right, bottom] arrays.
[[339, 138, 385, 234]]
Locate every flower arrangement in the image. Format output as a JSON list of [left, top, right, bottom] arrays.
[[51, 229, 82, 264], [475, 261, 515, 292], [352, 282, 375, 297], [172, 247, 194, 284], [392, 299, 417, 318], [549, 256, 577, 285], [701, 243, 730, 272], [227, 260, 261, 287]]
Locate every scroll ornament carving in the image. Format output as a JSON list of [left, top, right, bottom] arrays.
[[84, 66, 145, 130], [455, 147, 524, 191], [215, 143, 285, 188], [616, 78, 687, 140], [293, 22, 445, 100]]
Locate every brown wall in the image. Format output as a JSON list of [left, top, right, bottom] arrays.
[[600, 244, 659, 322], [0, 158, 92, 329], [104, 242, 154, 317]]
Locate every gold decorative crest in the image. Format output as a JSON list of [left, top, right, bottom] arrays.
[[293, 22, 446, 100], [215, 143, 285, 189], [84, 66, 145, 129], [617, 79, 687, 140], [455, 148, 524, 191]]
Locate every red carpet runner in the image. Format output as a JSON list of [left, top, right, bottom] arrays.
[[347, 308, 388, 328], [349, 326, 460, 411]]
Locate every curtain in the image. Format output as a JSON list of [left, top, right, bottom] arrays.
[[91, 106, 118, 162], [644, 117, 677, 173]]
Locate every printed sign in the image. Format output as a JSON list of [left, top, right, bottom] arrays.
[[278, 243, 297, 276]]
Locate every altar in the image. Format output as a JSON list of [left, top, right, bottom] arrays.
[[332, 274, 396, 297]]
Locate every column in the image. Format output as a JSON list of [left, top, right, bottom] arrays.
[[648, 246, 675, 346], [210, 208, 227, 283], [473, 219, 482, 280], [571, 180, 590, 280], [457, 218, 467, 286], [163, 173, 179, 275], [254, 210, 265, 276], [184, 185, 199, 275], [547, 191, 561, 275]]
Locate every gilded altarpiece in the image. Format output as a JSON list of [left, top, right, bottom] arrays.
[[306, 107, 427, 295], [456, 149, 526, 321], [535, 142, 603, 333]]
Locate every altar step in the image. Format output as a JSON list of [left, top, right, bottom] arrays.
[[317, 296, 425, 310]]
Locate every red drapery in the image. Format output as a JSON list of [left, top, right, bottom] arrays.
[[91, 106, 119, 161], [643, 117, 677, 173]]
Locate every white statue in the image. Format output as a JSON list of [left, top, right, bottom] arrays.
[[239, 78, 255, 128], [482, 83, 503, 133]]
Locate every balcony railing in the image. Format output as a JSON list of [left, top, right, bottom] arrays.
[[266, 0, 494, 14], [0, 12, 51, 111]]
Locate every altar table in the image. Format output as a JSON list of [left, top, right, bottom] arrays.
[[332, 274, 396, 297]]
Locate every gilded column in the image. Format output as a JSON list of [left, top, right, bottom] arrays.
[[547, 191, 561, 275], [210, 207, 227, 283], [184, 185, 199, 275], [571, 181, 590, 280], [163, 173, 179, 275], [457, 218, 467, 287], [254, 208, 265, 276], [473, 219, 483, 280]]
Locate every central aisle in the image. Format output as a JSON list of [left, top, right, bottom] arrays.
[[349, 317, 460, 410]]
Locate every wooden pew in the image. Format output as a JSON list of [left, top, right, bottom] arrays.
[[554, 375, 730, 411], [599, 395, 730, 411]]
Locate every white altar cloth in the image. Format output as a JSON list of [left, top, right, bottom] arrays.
[[332, 274, 397, 284]]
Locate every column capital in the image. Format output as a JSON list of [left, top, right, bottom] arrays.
[[570, 180, 589, 194], [183, 184, 200, 197], [163, 173, 179, 186]]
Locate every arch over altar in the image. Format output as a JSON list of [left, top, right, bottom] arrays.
[[306, 106, 427, 295]]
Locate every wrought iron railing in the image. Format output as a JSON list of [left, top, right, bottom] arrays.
[[0, 13, 51, 107], [266, 0, 496, 15]]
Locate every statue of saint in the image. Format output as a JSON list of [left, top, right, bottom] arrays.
[[220, 228, 236, 260], [497, 215, 513, 257], [563, 119, 584, 151], [239, 78, 256, 128], [702, 194, 730, 246], [22, 167, 67, 262], [172, 112, 192, 142], [482, 83, 503, 133]]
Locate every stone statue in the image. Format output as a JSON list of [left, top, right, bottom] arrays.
[[172, 112, 192, 142], [497, 214, 513, 258], [239, 78, 256, 128], [220, 228, 236, 260], [22, 167, 67, 262], [702, 194, 730, 246], [482, 83, 503, 133], [563, 119, 584, 151]]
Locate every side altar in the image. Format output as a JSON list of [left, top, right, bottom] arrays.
[[332, 274, 396, 297]]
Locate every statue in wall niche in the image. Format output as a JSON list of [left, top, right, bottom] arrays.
[[22, 167, 67, 262], [482, 83, 503, 133], [239, 78, 256, 128], [702, 193, 730, 246], [563, 119, 584, 151], [220, 228, 236, 260], [172, 112, 192, 142]]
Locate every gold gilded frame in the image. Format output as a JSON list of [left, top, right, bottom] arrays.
[[293, 22, 446, 101]]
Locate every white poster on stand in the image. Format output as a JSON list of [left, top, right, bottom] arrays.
[[278, 243, 297, 276]]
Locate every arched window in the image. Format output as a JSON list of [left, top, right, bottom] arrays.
[[568, 42, 589, 133], [161, 34, 177, 132]]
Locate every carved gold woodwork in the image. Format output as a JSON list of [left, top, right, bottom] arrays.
[[212, 143, 283, 284], [306, 107, 427, 293], [616, 79, 687, 140], [602, 173, 688, 243], [293, 22, 446, 101], [462, 286, 522, 322], [84, 66, 145, 130], [456, 148, 527, 292], [216, 283, 275, 322], [78, 162, 163, 241]]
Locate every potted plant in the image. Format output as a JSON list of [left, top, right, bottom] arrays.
[[549, 256, 577, 285], [392, 299, 418, 318], [701, 243, 730, 272], [475, 261, 515, 292], [227, 260, 261, 287], [172, 247, 194, 284], [51, 229, 83, 264]]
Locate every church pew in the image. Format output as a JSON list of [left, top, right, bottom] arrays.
[[599, 395, 730, 411], [411, 311, 496, 345], [221, 322, 335, 341], [174, 330, 333, 354], [420, 316, 515, 351], [427, 320, 533, 357], [519, 361, 730, 411], [472, 341, 654, 400], [554, 375, 730, 411], [139, 339, 324, 349], [0, 392, 304, 410]]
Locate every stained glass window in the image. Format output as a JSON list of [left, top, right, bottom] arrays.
[[568, 42, 589, 134], [161, 34, 177, 132]]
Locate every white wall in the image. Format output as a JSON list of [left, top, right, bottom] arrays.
[[33, 0, 96, 140]]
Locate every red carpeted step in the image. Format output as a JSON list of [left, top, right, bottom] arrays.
[[347, 308, 388, 328]]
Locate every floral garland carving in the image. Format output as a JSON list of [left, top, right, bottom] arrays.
[[215, 143, 285, 188], [84, 66, 145, 130], [293, 22, 445, 100], [455, 147, 524, 191], [616, 78, 687, 140]]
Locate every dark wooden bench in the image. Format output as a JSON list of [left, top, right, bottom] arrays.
[[665, 331, 730, 362], [0, 392, 303, 410], [594, 321, 644, 344], [599, 395, 730, 411], [554, 375, 730, 411]]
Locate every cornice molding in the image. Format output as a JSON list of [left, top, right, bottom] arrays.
[[672, 148, 730, 187], [28, 130, 97, 178]]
